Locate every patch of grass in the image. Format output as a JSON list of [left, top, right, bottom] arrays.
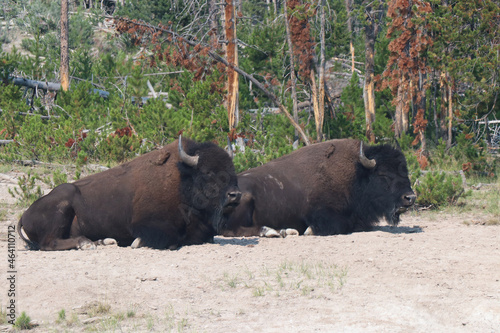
[[232, 260, 348, 298], [146, 315, 155, 331], [434, 183, 500, 225], [96, 316, 121, 332], [56, 309, 66, 323], [66, 312, 80, 326], [113, 312, 125, 321], [0, 209, 7, 221], [14, 311, 32, 330], [95, 302, 111, 315], [177, 317, 189, 331], [244, 266, 254, 280], [252, 286, 265, 297], [84, 301, 111, 318], [223, 272, 239, 288], [126, 309, 136, 318], [0, 308, 7, 324], [485, 218, 500, 226], [301, 285, 314, 296]]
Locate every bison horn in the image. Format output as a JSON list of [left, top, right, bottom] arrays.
[[227, 137, 234, 159], [359, 142, 376, 169], [178, 135, 199, 168]]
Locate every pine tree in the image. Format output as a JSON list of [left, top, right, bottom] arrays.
[[381, 0, 433, 153]]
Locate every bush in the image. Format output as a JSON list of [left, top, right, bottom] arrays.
[[14, 311, 33, 330], [414, 171, 470, 208], [8, 171, 43, 207], [232, 111, 295, 173]]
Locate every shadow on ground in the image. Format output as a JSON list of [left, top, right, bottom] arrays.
[[372, 225, 423, 234], [214, 237, 260, 246]]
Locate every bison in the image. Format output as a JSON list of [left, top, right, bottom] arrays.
[[18, 136, 241, 250], [219, 139, 415, 237]]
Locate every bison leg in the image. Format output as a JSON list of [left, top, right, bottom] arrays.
[[280, 228, 300, 237], [95, 238, 118, 246], [305, 208, 353, 235], [20, 183, 91, 251], [304, 226, 314, 236], [131, 237, 142, 249], [259, 226, 281, 238], [130, 224, 183, 249], [40, 236, 96, 251]]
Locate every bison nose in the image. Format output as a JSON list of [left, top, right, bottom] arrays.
[[402, 193, 416, 206], [227, 190, 242, 205]]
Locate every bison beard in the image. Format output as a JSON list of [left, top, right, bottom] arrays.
[[18, 136, 241, 251], [219, 139, 416, 237]]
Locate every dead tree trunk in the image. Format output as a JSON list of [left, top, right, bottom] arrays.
[[447, 74, 453, 149], [284, 0, 299, 141], [209, 0, 219, 48], [364, 14, 376, 143], [316, 0, 326, 141], [60, 0, 69, 91], [224, 0, 239, 130], [344, 0, 355, 73]]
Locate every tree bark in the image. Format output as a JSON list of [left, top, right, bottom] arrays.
[[415, 72, 427, 152], [60, 0, 69, 91], [224, 0, 239, 130], [316, 0, 326, 141], [447, 75, 453, 149], [344, 0, 355, 73], [283, 0, 299, 141], [310, 69, 320, 141], [10, 76, 61, 91], [364, 7, 376, 143], [394, 82, 404, 138], [209, 0, 219, 48], [439, 71, 448, 143]]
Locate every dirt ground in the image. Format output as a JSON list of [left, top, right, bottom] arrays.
[[0, 170, 499, 332]]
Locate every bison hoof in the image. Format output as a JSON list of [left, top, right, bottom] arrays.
[[131, 237, 142, 249], [78, 239, 97, 251], [98, 238, 117, 246], [304, 227, 315, 236], [280, 228, 299, 237], [259, 226, 281, 238]]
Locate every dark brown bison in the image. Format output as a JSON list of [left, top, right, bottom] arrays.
[[18, 136, 241, 250], [219, 139, 415, 237]]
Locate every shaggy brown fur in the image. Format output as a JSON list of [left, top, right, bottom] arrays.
[[18, 138, 241, 250], [219, 139, 415, 237]]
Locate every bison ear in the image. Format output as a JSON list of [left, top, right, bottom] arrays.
[[178, 135, 199, 168], [152, 151, 171, 166], [325, 144, 336, 158]]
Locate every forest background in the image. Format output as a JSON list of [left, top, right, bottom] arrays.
[[0, 0, 498, 207]]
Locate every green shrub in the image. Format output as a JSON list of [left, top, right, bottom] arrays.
[[14, 311, 32, 330], [232, 111, 295, 173], [42, 169, 68, 189], [414, 171, 470, 208], [8, 171, 43, 207]]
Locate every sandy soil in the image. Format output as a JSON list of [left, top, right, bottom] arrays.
[[0, 170, 499, 332]]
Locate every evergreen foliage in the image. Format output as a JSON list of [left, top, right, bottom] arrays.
[[414, 171, 469, 207], [8, 171, 43, 207], [0, 0, 498, 205]]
